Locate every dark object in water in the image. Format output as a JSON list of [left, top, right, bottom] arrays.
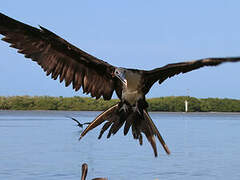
[[81, 163, 107, 180]]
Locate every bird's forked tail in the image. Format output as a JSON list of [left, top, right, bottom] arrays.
[[79, 103, 170, 157]]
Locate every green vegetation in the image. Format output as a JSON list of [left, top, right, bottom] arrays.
[[0, 96, 240, 112]]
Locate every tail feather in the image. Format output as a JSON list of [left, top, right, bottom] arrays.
[[79, 104, 118, 140], [98, 121, 112, 139], [138, 114, 158, 156], [131, 121, 140, 139], [102, 110, 128, 138], [139, 133, 143, 145], [106, 116, 123, 138], [110, 117, 125, 135], [143, 110, 171, 155], [79, 102, 170, 157], [123, 113, 135, 135], [146, 135, 157, 157], [131, 122, 143, 146]]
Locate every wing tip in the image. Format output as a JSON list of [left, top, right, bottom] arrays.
[[78, 135, 83, 141], [164, 144, 171, 155]]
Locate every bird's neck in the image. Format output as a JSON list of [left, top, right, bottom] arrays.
[[122, 72, 143, 105], [125, 71, 142, 91]]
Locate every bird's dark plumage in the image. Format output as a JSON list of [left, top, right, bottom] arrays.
[[1, 12, 240, 157], [0, 12, 116, 100], [142, 57, 240, 94]]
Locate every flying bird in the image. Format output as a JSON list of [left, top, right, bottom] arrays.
[[81, 163, 107, 180], [66, 116, 91, 128], [1, 12, 240, 156]]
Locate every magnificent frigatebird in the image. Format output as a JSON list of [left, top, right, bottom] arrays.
[[1, 12, 240, 156], [66, 116, 91, 128]]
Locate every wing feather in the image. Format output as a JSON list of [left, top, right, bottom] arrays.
[[0, 13, 116, 100], [143, 57, 240, 93]]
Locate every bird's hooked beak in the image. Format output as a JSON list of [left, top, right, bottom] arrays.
[[117, 72, 127, 86], [115, 69, 127, 86]]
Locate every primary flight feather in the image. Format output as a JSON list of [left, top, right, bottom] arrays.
[[1, 12, 239, 156]]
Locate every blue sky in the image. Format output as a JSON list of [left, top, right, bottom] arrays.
[[0, 1, 240, 99]]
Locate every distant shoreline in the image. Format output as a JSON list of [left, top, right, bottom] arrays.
[[0, 96, 240, 112], [1, 110, 240, 116]]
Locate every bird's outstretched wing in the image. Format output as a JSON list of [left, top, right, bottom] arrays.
[[0, 13, 116, 100], [143, 57, 240, 93], [66, 116, 91, 128], [66, 116, 82, 127]]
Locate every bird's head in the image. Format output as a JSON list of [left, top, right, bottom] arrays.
[[81, 163, 88, 180], [114, 67, 127, 86]]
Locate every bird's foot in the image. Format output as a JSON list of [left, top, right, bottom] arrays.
[[132, 106, 139, 113], [119, 103, 128, 112]]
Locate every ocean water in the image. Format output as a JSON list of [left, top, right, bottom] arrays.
[[0, 111, 240, 180]]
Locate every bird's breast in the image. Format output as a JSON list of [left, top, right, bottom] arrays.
[[122, 70, 144, 105], [122, 90, 143, 105]]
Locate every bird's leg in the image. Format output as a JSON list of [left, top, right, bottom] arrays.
[[132, 103, 141, 114], [132, 101, 143, 117], [119, 103, 128, 112]]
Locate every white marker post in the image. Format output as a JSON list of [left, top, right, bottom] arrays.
[[185, 100, 188, 112]]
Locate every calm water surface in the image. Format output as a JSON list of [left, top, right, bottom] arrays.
[[0, 111, 240, 180]]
